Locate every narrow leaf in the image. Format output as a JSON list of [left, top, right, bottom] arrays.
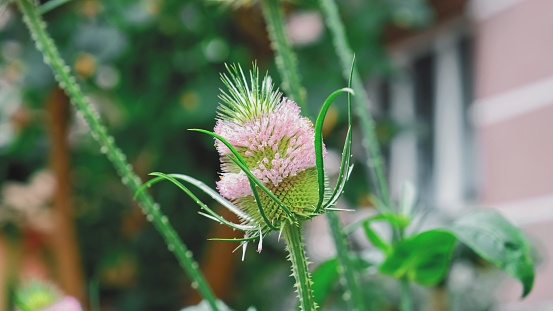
[[168, 174, 254, 223], [399, 182, 416, 217], [144, 172, 254, 232], [314, 87, 354, 213], [37, 0, 72, 15], [344, 212, 407, 235], [324, 61, 356, 209], [362, 222, 391, 255]]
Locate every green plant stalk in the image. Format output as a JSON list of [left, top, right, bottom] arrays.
[[15, 1, 219, 310], [260, 0, 307, 113], [89, 276, 100, 311], [397, 209, 412, 311], [318, 0, 391, 209], [282, 224, 317, 311], [37, 0, 72, 15], [315, 0, 397, 308], [400, 278, 412, 311], [319, 0, 413, 309], [259, 0, 370, 307], [326, 212, 366, 311]]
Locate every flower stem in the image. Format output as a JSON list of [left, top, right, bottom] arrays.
[[37, 0, 73, 15], [400, 278, 413, 311], [319, 1, 413, 309], [318, 0, 391, 209], [326, 212, 366, 311], [15, 1, 219, 309], [259, 0, 369, 307], [282, 224, 317, 311], [260, 0, 307, 114], [397, 225, 413, 311]]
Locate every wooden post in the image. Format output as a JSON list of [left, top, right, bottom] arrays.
[[46, 88, 86, 306], [188, 206, 241, 305]]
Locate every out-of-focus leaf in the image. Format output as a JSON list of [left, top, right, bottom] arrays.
[[451, 211, 535, 298], [379, 229, 455, 286], [311, 258, 339, 308], [344, 212, 408, 235], [399, 181, 416, 217], [362, 221, 391, 255], [310, 255, 374, 310]]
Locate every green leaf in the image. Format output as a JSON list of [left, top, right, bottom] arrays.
[[167, 174, 254, 224], [362, 221, 391, 255], [450, 211, 535, 298], [344, 212, 408, 235], [379, 229, 456, 286], [313, 87, 354, 213], [37, 0, 73, 15], [311, 258, 339, 308], [140, 172, 255, 232], [310, 255, 372, 310], [399, 182, 416, 218], [324, 59, 356, 209]]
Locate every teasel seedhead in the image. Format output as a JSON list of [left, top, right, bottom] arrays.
[[215, 64, 321, 227], [139, 63, 354, 258]]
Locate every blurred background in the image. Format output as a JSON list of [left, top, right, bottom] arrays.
[[1, 0, 552, 310]]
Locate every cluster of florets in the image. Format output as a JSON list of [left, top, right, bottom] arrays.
[[215, 98, 317, 199], [213, 65, 322, 229]]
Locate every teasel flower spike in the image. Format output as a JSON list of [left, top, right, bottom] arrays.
[[139, 63, 354, 260]]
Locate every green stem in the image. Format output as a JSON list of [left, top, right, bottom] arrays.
[[89, 276, 100, 311], [397, 224, 412, 311], [259, 0, 368, 307], [400, 278, 412, 311], [319, 0, 391, 209], [260, 0, 307, 114], [319, 0, 413, 309], [37, 0, 73, 15], [282, 224, 317, 311], [326, 212, 366, 311], [15, 1, 219, 310]]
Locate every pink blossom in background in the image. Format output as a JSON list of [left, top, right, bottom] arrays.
[[40, 296, 82, 311]]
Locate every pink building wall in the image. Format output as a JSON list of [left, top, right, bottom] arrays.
[[473, 0, 553, 306]]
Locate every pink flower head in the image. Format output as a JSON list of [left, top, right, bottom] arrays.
[[213, 64, 324, 229], [215, 98, 317, 198]]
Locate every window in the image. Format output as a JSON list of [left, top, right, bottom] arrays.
[[371, 30, 477, 210]]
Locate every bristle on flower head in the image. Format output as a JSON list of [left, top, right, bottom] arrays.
[[217, 63, 281, 125], [214, 64, 324, 228]]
